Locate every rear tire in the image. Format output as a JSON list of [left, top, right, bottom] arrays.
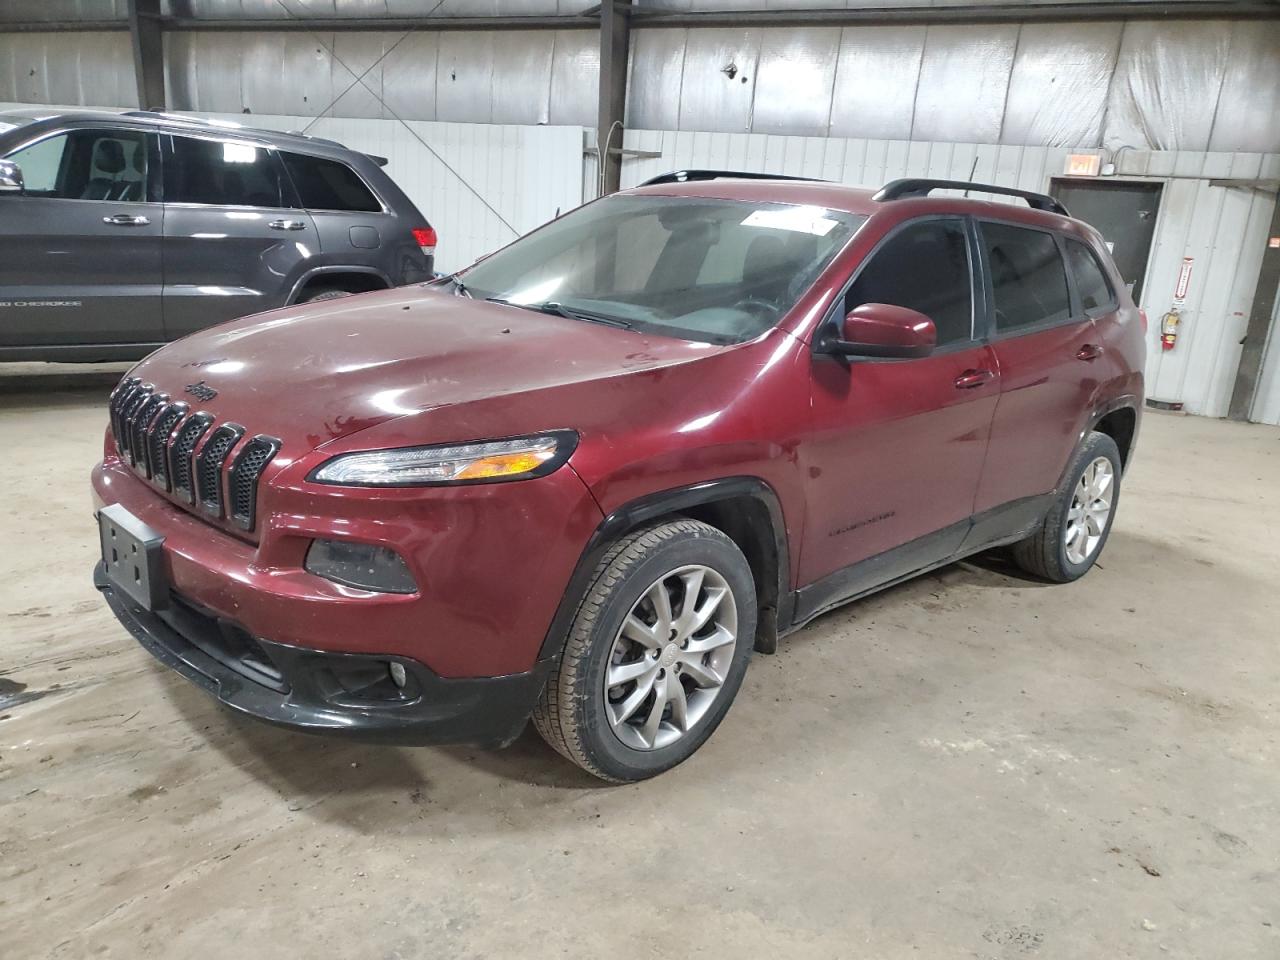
[[533, 519, 756, 783], [1011, 431, 1122, 583], [297, 287, 354, 304]]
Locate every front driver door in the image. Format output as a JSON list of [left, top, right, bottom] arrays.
[[0, 126, 164, 353], [797, 217, 1000, 618]]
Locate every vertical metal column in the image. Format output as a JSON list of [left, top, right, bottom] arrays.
[[597, 0, 632, 196], [1228, 192, 1280, 422], [128, 0, 166, 111]]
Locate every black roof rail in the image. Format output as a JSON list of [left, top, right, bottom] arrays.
[[640, 169, 825, 187], [874, 178, 1069, 216]]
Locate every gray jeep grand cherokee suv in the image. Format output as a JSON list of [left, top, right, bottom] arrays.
[[0, 109, 436, 362]]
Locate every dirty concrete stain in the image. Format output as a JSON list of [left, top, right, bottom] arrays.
[[0, 678, 49, 711]]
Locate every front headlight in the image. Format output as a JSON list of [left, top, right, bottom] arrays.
[[309, 430, 578, 487]]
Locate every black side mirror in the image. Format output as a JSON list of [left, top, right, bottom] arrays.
[[823, 303, 936, 359]]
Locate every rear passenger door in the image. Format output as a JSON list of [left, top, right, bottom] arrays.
[[160, 133, 317, 338], [972, 220, 1103, 515], [0, 126, 164, 350]]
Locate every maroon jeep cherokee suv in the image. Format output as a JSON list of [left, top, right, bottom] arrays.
[[93, 172, 1143, 782]]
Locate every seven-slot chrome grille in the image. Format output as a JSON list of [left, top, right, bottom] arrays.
[[107, 377, 281, 532]]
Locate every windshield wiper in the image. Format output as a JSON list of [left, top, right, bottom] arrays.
[[432, 272, 472, 298], [487, 298, 634, 330]]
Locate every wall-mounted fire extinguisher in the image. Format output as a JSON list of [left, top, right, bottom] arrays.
[[1160, 309, 1180, 351]]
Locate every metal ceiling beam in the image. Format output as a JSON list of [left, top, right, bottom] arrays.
[[128, 0, 166, 111], [4, 1, 1277, 33], [162, 14, 599, 31]]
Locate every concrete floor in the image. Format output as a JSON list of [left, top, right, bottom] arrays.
[[1, 363, 1277, 960]]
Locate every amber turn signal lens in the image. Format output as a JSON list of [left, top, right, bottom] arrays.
[[454, 450, 554, 480]]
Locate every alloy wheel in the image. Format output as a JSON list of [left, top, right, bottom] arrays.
[[603, 564, 738, 751], [1065, 456, 1114, 565]]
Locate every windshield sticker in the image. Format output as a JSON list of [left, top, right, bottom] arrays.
[[741, 206, 839, 237]]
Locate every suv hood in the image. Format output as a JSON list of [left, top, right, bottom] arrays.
[[129, 286, 734, 451]]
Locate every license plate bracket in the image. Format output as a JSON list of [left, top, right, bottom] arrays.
[[98, 503, 166, 611]]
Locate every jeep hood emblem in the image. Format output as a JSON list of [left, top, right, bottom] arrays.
[[184, 380, 217, 401]]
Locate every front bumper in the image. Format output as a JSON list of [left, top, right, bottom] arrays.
[[96, 562, 551, 747]]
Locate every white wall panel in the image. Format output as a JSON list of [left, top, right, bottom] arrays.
[[620, 127, 1280, 423]]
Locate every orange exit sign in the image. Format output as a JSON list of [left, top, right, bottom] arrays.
[[1065, 154, 1102, 177]]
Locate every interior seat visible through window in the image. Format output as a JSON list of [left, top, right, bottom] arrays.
[[80, 140, 127, 200]]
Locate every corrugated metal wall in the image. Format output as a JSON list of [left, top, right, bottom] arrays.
[[0, 32, 138, 108], [620, 128, 1280, 423], [627, 19, 1280, 152], [2, 18, 1278, 152], [163, 30, 600, 125], [0, 102, 585, 275], [160, 0, 594, 16]]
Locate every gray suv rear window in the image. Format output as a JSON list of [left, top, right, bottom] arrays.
[[165, 135, 293, 208], [280, 152, 380, 212]]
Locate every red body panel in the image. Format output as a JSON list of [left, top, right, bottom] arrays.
[[799, 343, 1000, 584], [975, 318, 1104, 512], [93, 180, 1145, 685]]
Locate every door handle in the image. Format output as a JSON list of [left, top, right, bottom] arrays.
[[268, 219, 307, 231], [102, 214, 150, 226], [954, 369, 995, 390], [1076, 343, 1103, 362]]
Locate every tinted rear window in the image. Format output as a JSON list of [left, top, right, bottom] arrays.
[[1065, 239, 1116, 313], [981, 222, 1072, 332], [166, 136, 292, 208], [281, 152, 381, 212]]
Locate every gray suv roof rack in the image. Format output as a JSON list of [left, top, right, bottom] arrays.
[[874, 178, 1069, 216], [121, 110, 349, 151], [640, 169, 824, 187]]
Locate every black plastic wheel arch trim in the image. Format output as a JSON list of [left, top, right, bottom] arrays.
[[536, 476, 793, 661]]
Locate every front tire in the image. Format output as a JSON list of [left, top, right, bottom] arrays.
[[1012, 431, 1122, 582], [533, 519, 756, 783]]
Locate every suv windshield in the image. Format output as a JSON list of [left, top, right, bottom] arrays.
[[460, 195, 864, 343]]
